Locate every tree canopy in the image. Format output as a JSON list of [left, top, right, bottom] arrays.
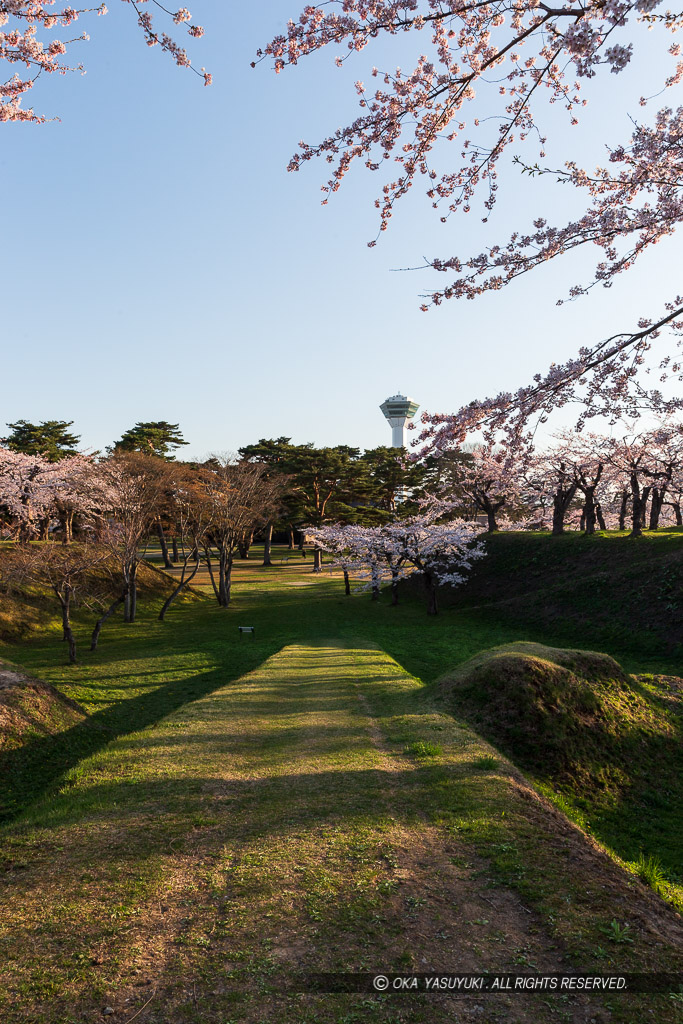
[[260, 0, 683, 441], [4, 420, 81, 462], [1, 1, 210, 124], [112, 422, 189, 461]]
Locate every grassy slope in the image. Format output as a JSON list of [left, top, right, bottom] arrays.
[[438, 642, 683, 907], [448, 530, 683, 664], [0, 660, 86, 753], [1, 640, 681, 1024]]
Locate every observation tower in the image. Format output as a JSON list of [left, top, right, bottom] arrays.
[[380, 394, 420, 448]]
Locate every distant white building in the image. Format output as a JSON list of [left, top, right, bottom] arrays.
[[380, 394, 420, 448]]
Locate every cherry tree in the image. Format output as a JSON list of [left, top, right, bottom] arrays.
[[311, 503, 485, 614], [550, 432, 610, 534], [1, 0, 209, 123], [0, 447, 56, 540], [263, 1, 683, 439], [95, 451, 169, 622], [307, 521, 370, 595], [198, 458, 284, 607], [449, 444, 527, 531], [157, 464, 215, 621], [379, 504, 486, 614], [4, 540, 110, 662], [592, 424, 678, 536]]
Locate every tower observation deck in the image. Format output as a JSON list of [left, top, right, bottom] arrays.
[[380, 394, 420, 448]]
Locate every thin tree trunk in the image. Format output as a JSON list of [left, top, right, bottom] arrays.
[[130, 563, 138, 621], [60, 510, 74, 544], [124, 562, 138, 622], [424, 571, 439, 615], [159, 552, 201, 620], [171, 536, 179, 562], [218, 548, 230, 606], [262, 522, 273, 566], [371, 563, 380, 601], [56, 588, 77, 663], [343, 569, 351, 596], [91, 592, 126, 650], [618, 490, 629, 531], [391, 568, 399, 606], [287, 525, 295, 550], [313, 548, 323, 573], [203, 544, 220, 602], [596, 503, 606, 530], [156, 521, 173, 569]]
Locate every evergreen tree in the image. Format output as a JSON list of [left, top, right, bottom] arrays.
[[4, 420, 81, 462], [112, 422, 188, 460]]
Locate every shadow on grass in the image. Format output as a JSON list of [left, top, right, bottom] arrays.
[[0, 644, 282, 824]]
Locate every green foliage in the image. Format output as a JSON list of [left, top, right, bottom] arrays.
[[598, 920, 634, 944], [404, 739, 442, 758], [112, 421, 188, 460], [634, 853, 667, 891], [4, 420, 80, 461]]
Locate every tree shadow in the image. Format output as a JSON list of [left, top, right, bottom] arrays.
[[0, 644, 282, 823]]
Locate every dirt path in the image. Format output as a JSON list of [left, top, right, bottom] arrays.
[[1, 642, 681, 1024]]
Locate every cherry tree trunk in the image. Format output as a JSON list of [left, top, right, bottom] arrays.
[[630, 478, 651, 538], [218, 549, 233, 606], [649, 489, 666, 529], [343, 569, 351, 596], [552, 483, 576, 535], [60, 510, 74, 544], [156, 521, 173, 569], [313, 548, 323, 573], [391, 569, 400, 606], [159, 552, 201, 621], [202, 544, 220, 602], [91, 592, 126, 650], [123, 562, 138, 623], [57, 588, 77, 663], [238, 531, 254, 559], [618, 491, 629, 531], [262, 522, 273, 566], [581, 487, 598, 534], [424, 571, 439, 616]]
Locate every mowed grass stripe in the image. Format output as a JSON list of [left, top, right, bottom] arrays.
[[1, 643, 681, 1024]]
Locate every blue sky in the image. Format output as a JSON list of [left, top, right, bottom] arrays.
[[2, 3, 680, 459]]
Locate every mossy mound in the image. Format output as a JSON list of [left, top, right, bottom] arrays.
[[0, 660, 86, 753], [439, 642, 673, 796]]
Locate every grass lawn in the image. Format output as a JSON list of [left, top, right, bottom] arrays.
[[1, 639, 681, 1023], [1, 541, 682, 1022]]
